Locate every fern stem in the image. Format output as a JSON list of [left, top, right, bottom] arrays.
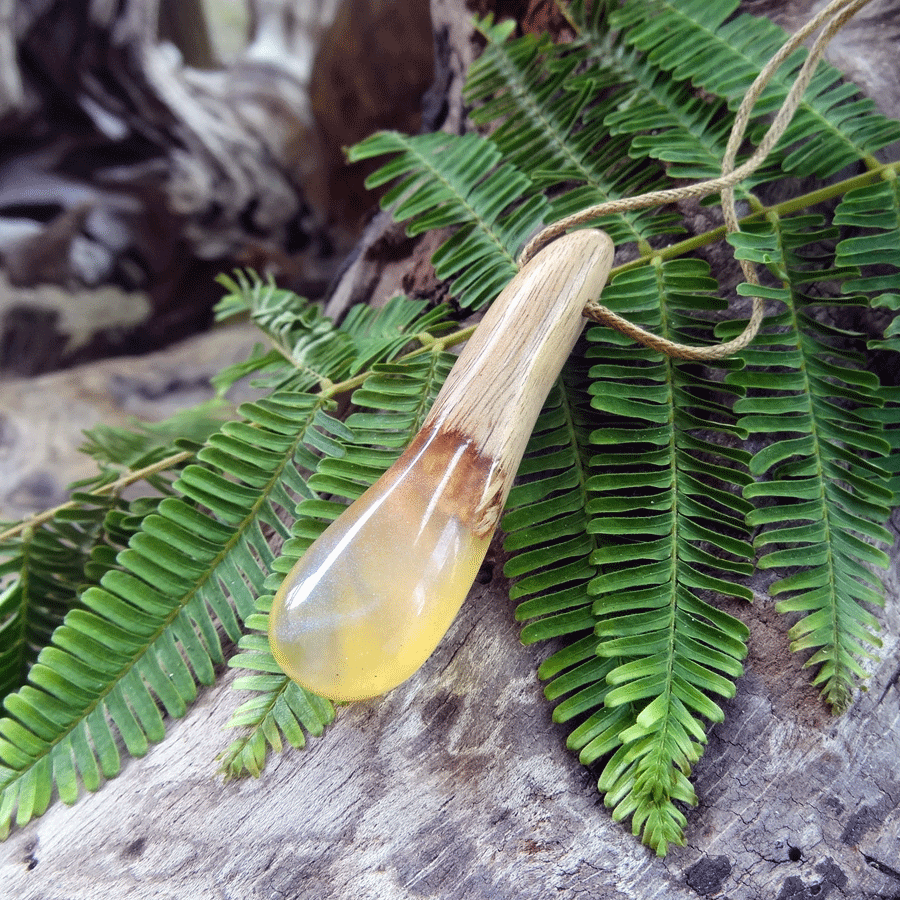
[[611, 159, 900, 278], [0, 326, 480, 544], [766, 160, 900, 217], [0, 451, 192, 542], [318, 324, 479, 400]]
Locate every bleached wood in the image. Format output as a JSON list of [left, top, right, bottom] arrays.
[[0, 541, 898, 900], [427, 230, 613, 464]]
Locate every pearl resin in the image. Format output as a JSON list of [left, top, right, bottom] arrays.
[[269, 229, 614, 700]]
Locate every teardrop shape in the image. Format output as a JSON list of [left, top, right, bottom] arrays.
[[269, 229, 614, 700], [269, 427, 495, 701]]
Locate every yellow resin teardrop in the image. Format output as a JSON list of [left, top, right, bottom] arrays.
[[269, 229, 614, 701], [269, 427, 494, 701]]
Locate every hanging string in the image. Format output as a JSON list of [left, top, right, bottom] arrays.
[[518, 0, 875, 361]]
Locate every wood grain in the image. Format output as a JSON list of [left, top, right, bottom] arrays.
[[427, 230, 613, 466], [0, 535, 897, 900]]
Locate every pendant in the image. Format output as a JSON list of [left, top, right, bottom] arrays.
[[269, 229, 613, 700]]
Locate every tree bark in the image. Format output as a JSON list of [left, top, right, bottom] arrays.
[[0, 2, 899, 899]]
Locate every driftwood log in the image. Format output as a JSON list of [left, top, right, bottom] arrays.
[[0, 0, 326, 372], [0, 2, 899, 898], [0, 0, 432, 373]]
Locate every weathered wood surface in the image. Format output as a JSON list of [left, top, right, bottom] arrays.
[[0, 322, 262, 522], [0, 0, 336, 371], [0, 0, 432, 373], [0, 523, 897, 900], [0, 2, 899, 898]]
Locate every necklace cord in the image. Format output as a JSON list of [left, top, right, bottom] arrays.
[[517, 0, 875, 361]]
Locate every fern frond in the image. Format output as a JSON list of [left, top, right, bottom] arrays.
[[505, 259, 752, 855], [0, 497, 117, 700], [348, 131, 548, 309], [726, 212, 894, 712], [221, 350, 455, 776], [588, 262, 752, 856], [0, 398, 226, 704], [214, 270, 455, 392], [80, 404, 230, 473], [0, 392, 355, 835], [214, 270, 338, 392], [610, 0, 900, 180], [465, 18, 680, 245], [220, 602, 334, 780], [0, 398, 236, 706]]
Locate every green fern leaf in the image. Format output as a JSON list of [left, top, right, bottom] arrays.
[[726, 212, 894, 712], [611, 0, 900, 180], [504, 259, 753, 855], [214, 270, 337, 393], [0, 499, 114, 699], [348, 130, 548, 309], [220, 609, 334, 780], [0, 391, 358, 835], [587, 263, 752, 856], [80, 403, 231, 473], [0, 400, 218, 700], [598, 44, 786, 196], [465, 18, 681, 245], [215, 270, 454, 391]]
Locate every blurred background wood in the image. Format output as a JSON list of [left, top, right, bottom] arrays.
[[0, 0, 432, 374]]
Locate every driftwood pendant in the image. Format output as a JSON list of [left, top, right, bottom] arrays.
[[269, 230, 614, 700]]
